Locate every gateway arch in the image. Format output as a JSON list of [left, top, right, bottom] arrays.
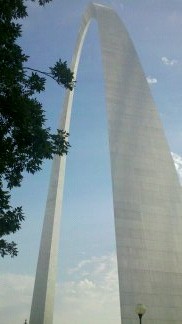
[[30, 3, 182, 324]]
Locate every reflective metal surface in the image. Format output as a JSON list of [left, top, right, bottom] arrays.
[[30, 3, 182, 323]]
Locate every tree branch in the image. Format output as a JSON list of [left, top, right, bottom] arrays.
[[23, 66, 56, 83]]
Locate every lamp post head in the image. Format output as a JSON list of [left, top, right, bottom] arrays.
[[135, 303, 146, 317]]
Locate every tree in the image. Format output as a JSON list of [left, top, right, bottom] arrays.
[[0, 0, 75, 257]]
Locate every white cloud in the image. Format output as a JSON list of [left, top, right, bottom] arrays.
[[1, 154, 181, 324], [0, 254, 121, 324], [146, 76, 157, 84], [161, 56, 178, 66], [0, 273, 34, 324], [68, 258, 93, 274], [171, 152, 182, 185], [55, 253, 121, 324]]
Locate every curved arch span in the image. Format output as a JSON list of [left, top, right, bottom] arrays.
[[30, 3, 182, 324]]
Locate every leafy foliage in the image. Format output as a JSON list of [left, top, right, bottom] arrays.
[[0, 0, 74, 257]]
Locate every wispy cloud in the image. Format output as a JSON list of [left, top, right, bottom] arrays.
[[171, 152, 182, 185], [1, 152, 182, 324], [161, 56, 178, 66], [55, 253, 120, 324], [0, 253, 120, 324], [146, 76, 157, 84], [0, 273, 34, 324]]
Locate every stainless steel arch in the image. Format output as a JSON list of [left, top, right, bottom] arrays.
[[30, 3, 182, 324]]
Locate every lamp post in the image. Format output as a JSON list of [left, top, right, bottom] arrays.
[[135, 304, 146, 324]]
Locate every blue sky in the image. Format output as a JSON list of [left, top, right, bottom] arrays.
[[1, 1, 182, 323]]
